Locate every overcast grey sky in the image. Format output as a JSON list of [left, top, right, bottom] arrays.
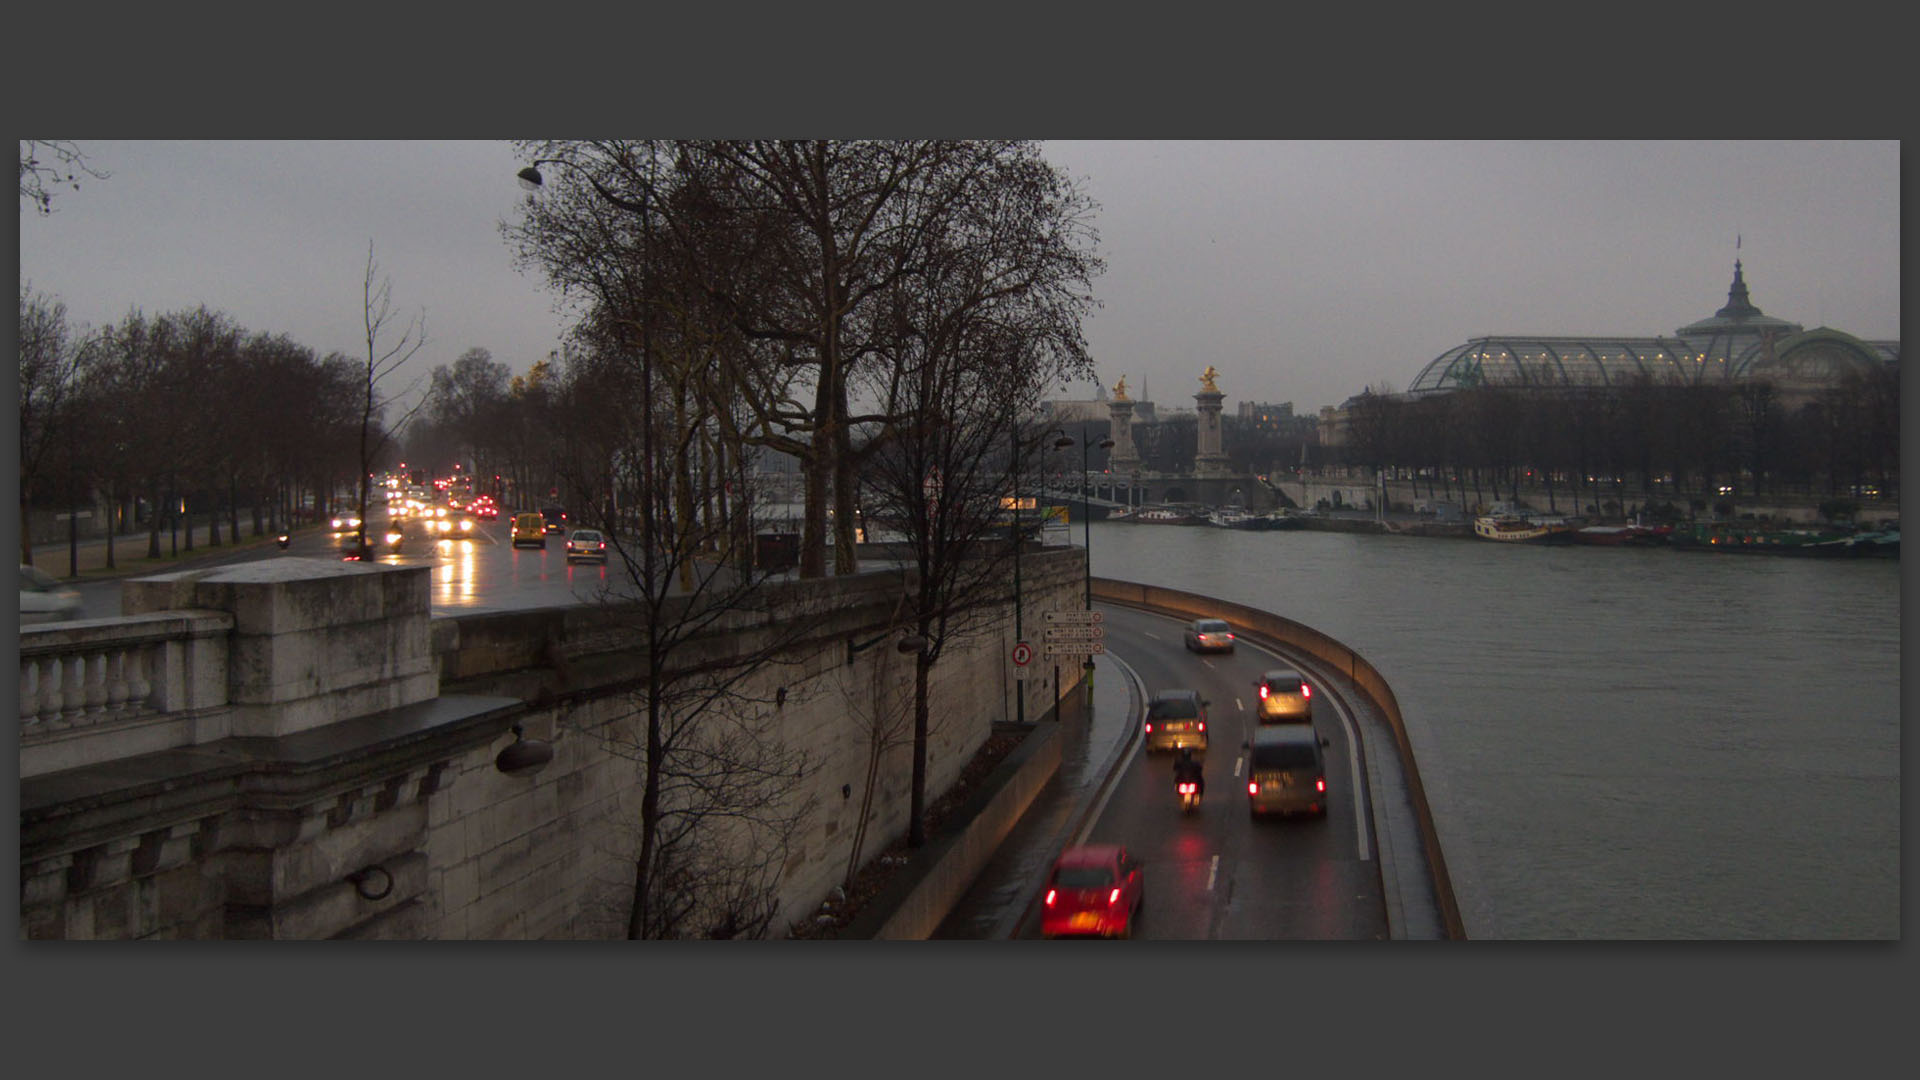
[[18, 140, 1900, 418]]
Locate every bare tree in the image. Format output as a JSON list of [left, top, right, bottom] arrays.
[[349, 242, 429, 559], [17, 287, 91, 565], [19, 140, 108, 215]]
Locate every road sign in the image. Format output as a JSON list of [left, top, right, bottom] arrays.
[[1044, 641, 1105, 657], [1044, 626, 1104, 642], [1044, 610, 1104, 625], [1012, 641, 1034, 666]]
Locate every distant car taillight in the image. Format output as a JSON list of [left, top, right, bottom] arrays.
[[1316, 777, 1326, 793], [1197, 721, 1205, 731], [1144, 722, 1152, 733], [1248, 781, 1259, 795], [1259, 685, 1269, 699], [1045, 889, 1056, 907], [1301, 684, 1311, 699], [1108, 888, 1121, 906]]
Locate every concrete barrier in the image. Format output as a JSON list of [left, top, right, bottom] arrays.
[[1091, 577, 1466, 939], [844, 721, 1063, 940]]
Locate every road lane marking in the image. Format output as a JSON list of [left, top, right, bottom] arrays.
[[1233, 756, 1242, 778], [1207, 855, 1219, 892], [1243, 641, 1372, 863], [1235, 697, 1246, 712]]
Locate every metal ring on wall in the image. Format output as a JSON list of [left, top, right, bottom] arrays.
[[347, 865, 394, 901]]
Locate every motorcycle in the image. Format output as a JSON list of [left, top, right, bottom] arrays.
[[276, 532, 291, 549], [1176, 779, 1201, 813]]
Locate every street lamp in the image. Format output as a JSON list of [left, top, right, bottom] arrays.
[[1053, 431, 1114, 621]]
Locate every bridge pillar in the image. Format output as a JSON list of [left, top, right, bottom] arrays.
[[122, 557, 438, 739], [1107, 396, 1140, 474], [1194, 383, 1229, 477]]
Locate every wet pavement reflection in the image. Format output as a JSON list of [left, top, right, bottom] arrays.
[[932, 648, 1140, 939]]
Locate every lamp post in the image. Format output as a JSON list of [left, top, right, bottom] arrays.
[[1053, 430, 1115, 622], [1010, 411, 1026, 725]]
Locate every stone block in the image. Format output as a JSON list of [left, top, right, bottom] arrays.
[[438, 857, 479, 914], [261, 851, 428, 940], [271, 800, 427, 902], [21, 900, 67, 939], [335, 897, 430, 940], [154, 864, 218, 927], [424, 815, 467, 869], [476, 834, 534, 893]]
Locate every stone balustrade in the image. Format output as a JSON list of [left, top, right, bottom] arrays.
[[19, 611, 235, 779]]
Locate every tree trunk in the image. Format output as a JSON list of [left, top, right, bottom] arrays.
[[628, 695, 664, 940], [908, 650, 932, 847]]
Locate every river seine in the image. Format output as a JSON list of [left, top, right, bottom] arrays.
[[1084, 520, 1900, 939]]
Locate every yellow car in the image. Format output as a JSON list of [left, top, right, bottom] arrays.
[[511, 512, 547, 548]]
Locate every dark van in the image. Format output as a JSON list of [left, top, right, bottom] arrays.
[[540, 505, 568, 534], [1246, 725, 1330, 818]]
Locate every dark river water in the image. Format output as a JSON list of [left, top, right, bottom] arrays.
[[1084, 520, 1901, 939]]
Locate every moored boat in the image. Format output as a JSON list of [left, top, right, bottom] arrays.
[[1668, 522, 1857, 556], [1207, 507, 1272, 530], [1473, 514, 1577, 543], [1573, 523, 1672, 546], [1123, 507, 1204, 525]]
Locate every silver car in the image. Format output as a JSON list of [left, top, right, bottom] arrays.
[[1183, 617, 1235, 653], [20, 564, 83, 624]]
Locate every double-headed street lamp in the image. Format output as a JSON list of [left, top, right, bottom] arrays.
[[1053, 431, 1114, 632]]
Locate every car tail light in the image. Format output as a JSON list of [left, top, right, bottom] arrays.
[[1197, 721, 1205, 731], [1045, 889, 1056, 907], [1316, 777, 1326, 793], [1144, 722, 1152, 733], [1301, 684, 1311, 699], [1226, 633, 1235, 640], [1248, 781, 1259, 795], [1108, 888, 1121, 906], [1178, 782, 1195, 795], [1259, 685, 1270, 699]]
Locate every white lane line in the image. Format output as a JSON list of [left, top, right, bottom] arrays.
[[1207, 855, 1219, 892], [1244, 643, 1373, 863], [1235, 697, 1246, 713], [1233, 756, 1242, 778]]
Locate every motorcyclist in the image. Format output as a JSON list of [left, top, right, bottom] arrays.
[[1173, 747, 1204, 799]]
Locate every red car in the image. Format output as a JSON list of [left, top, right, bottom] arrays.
[[1040, 844, 1144, 939]]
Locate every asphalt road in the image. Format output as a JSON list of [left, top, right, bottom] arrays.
[[1014, 605, 1389, 940], [69, 508, 636, 619]]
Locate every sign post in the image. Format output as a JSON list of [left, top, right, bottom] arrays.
[[1012, 640, 1033, 681]]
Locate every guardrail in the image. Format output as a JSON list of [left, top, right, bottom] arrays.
[[1090, 576, 1466, 939]]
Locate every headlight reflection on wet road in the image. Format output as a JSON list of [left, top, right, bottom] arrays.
[[432, 538, 480, 606]]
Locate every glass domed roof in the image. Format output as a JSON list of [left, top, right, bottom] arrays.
[[1407, 263, 1818, 397]]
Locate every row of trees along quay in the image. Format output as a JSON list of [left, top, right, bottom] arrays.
[[504, 140, 1104, 937], [1336, 372, 1899, 516], [17, 240, 427, 571]]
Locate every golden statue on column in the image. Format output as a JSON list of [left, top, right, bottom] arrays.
[[1199, 365, 1220, 393], [1112, 374, 1129, 401]]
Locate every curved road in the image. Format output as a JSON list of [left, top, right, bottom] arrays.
[[1013, 605, 1389, 940]]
